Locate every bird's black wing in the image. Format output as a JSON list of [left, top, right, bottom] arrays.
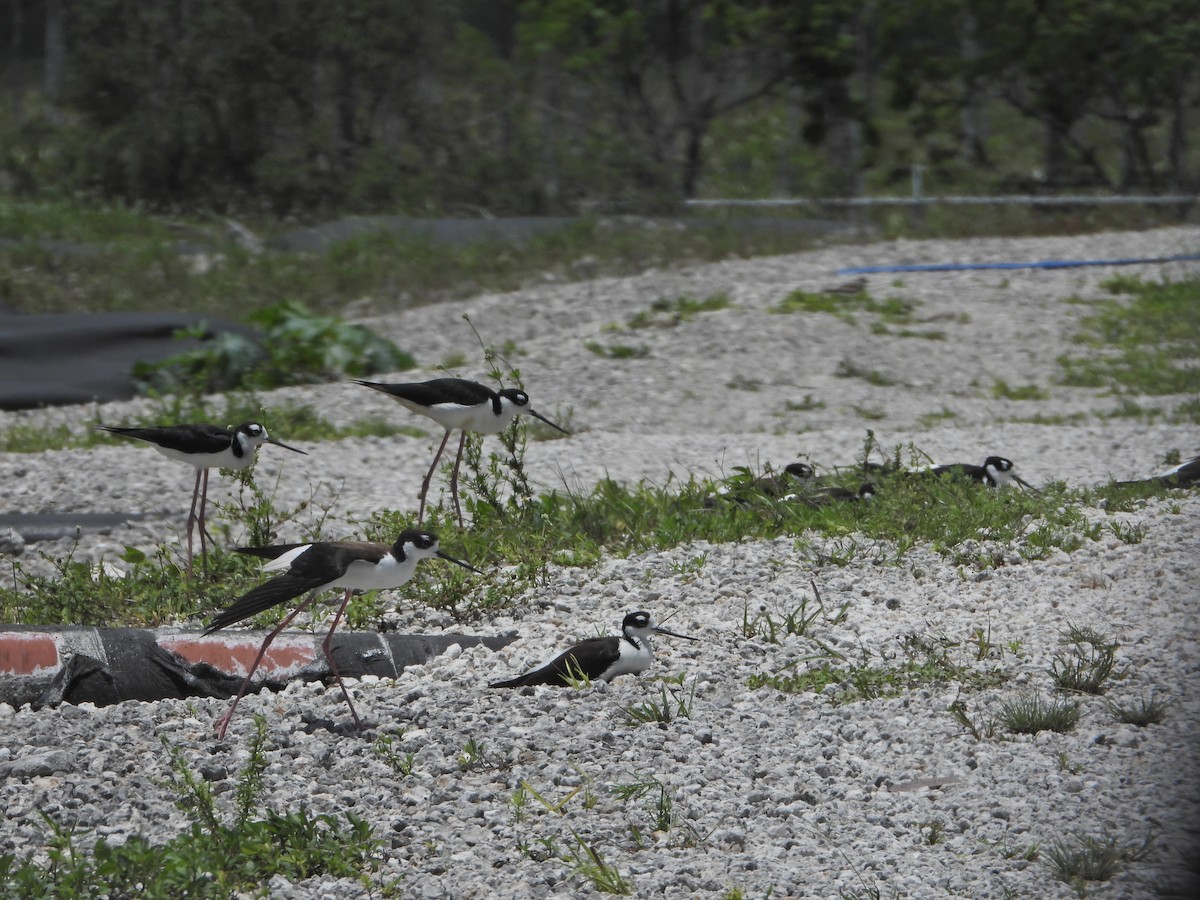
[[204, 572, 330, 633], [98, 423, 233, 454], [358, 378, 496, 407], [489, 637, 609, 688]]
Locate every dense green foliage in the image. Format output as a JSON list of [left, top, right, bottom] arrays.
[[3, 0, 1196, 213]]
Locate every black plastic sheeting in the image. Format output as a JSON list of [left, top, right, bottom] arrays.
[[0, 312, 255, 410], [0, 626, 515, 711]]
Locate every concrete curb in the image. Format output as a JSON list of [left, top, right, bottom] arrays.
[[0, 626, 515, 710]]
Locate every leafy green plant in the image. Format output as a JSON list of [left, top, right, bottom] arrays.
[[621, 676, 696, 725], [742, 582, 848, 643], [562, 833, 631, 895], [133, 301, 415, 395], [373, 731, 416, 776], [1049, 624, 1119, 695]]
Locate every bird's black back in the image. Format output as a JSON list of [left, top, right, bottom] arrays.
[[98, 423, 234, 455], [489, 636, 617, 688]]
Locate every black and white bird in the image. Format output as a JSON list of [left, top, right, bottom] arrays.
[[1117, 453, 1200, 488], [355, 377, 569, 525], [705, 461, 815, 508], [206, 529, 480, 737], [925, 456, 1032, 489], [489, 611, 697, 688], [797, 482, 877, 508], [96, 422, 306, 572]]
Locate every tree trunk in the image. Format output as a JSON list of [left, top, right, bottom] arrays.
[[44, 0, 66, 102]]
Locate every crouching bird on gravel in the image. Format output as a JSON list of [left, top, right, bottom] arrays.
[[354, 377, 570, 526], [489, 611, 697, 688], [206, 530, 480, 738]]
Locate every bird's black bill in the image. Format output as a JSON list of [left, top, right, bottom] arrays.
[[266, 437, 308, 455], [653, 625, 699, 642], [1012, 474, 1036, 491], [529, 409, 571, 435], [438, 551, 484, 575]]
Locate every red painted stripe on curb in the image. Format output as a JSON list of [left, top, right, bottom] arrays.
[[162, 635, 318, 679], [0, 633, 61, 676]]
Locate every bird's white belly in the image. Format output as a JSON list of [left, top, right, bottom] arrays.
[[399, 399, 513, 434], [602, 646, 653, 681], [337, 555, 415, 590], [154, 446, 251, 470]]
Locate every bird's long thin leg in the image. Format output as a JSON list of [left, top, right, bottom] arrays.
[[418, 428, 453, 525], [185, 468, 203, 573], [197, 468, 210, 575], [449, 430, 468, 526], [214, 590, 320, 739], [321, 589, 363, 732]]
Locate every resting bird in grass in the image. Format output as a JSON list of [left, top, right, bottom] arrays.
[[924, 456, 1032, 489]]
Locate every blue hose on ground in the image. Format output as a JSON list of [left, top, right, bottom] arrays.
[[837, 252, 1200, 276]]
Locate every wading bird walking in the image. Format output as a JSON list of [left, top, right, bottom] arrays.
[[206, 529, 480, 737], [355, 377, 569, 525], [96, 422, 306, 572]]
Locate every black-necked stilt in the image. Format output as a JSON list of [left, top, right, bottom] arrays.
[[206, 529, 480, 737], [797, 482, 876, 507], [822, 276, 867, 295], [756, 462, 816, 497], [705, 461, 815, 508], [489, 611, 697, 688], [355, 377, 569, 525], [97, 422, 306, 572], [1118, 453, 1200, 488], [926, 456, 1032, 489]]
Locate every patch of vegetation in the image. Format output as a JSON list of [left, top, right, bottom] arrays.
[[584, 340, 649, 359], [5, 408, 1178, 627], [627, 292, 731, 328], [0, 718, 383, 896], [562, 833, 631, 895], [998, 691, 1081, 734], [770, 288, 916, 321], [0, 206, 833, 320], [1049, 624, 1119, 695], [1106, 693, 1169, 727], [621, 676, 696, 725], [133, 301, 415, 394], [835, 359, 898, 386], [992, 379, 1050, 401], [1044, 830, 1151, 888], [1057, 277, 1200, 409], [916, 407, 957, 428], [749, 632, 1005, 701]]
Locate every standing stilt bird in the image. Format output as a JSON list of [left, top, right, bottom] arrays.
[[489, 611, 697, 688], [96, 422, 306, 572], [206, 529, 480, 737], [355, 377, 569, 525]]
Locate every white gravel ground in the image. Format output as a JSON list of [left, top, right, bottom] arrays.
[[1, 226, 1198, 897]]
